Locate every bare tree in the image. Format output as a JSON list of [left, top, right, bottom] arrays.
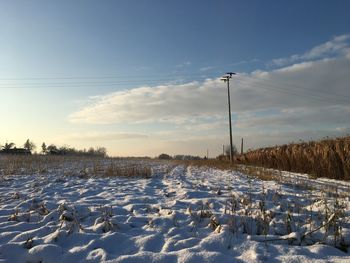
[[2, 142, 16, 150], [41, 142, 47, 154], [225, 144, 238, 157], [24, 139, 36, 152]]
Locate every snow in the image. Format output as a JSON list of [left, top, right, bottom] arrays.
[[0, 161, 349, 262]]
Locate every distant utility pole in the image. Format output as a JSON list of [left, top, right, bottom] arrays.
[[241, 137, 244, 155], [221, 72, 236, 164]]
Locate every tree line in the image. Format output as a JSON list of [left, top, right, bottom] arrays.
[[158, 153, 203, 160], [0, 139, 107, 157]]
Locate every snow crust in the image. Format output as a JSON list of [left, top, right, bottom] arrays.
[[0, 162, 349, 262]]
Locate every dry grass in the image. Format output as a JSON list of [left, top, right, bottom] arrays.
[[175, 159, 276, 181], [182, 137, 350, 181], [236, 165, 281, 181], [176, 159, 279, 181], [234, 136, 350, 180], [0, 155, 154, 178], [0, 155, 105, 175], [176, 159, 235, 171], [103, 163, 152, 178]]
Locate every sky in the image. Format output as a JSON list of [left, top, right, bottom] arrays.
[[0, 0, 350, 157]]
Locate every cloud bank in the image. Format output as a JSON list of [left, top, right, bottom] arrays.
[[271, 34, 350, 66], [69, 35, 350, 153], [65, 132, 148, 142]]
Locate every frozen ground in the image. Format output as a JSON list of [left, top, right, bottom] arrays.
[[0, 162, 349, 262]]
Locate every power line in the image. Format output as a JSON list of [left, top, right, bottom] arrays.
[[0, 80, 205, 89], [0, 74, 212, 89], [1, 72, 349, 106], [236, 76, 349, 101], [235, 78, 350, 105], [0, 72, 213, 81]]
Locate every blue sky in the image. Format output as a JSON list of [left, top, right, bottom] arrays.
[[1, 0, 350, 156]]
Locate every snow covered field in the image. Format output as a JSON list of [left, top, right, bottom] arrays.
[[0, 160, 349, 262]]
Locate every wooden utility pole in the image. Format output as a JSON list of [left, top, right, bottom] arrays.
[[221, 72, 236, 164], [241, 137, 244, 154]]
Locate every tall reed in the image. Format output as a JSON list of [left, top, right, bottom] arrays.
[[235, 136, 350, 180]]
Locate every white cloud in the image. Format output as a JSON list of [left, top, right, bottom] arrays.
[[69, 81, 228, 124], [175, 61, 192, 68], [231, 58, 260, 66], [271, 34, 350, 66], [236, 105, 350, 129], [199, 66, 215, 72], [69, 53, 350, 126], [65, 132, 148, 142], [69, 35, 350, 154]]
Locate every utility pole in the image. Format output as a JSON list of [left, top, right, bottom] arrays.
[[241, 137, 244, 155], [221, 72, 236, 164]]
